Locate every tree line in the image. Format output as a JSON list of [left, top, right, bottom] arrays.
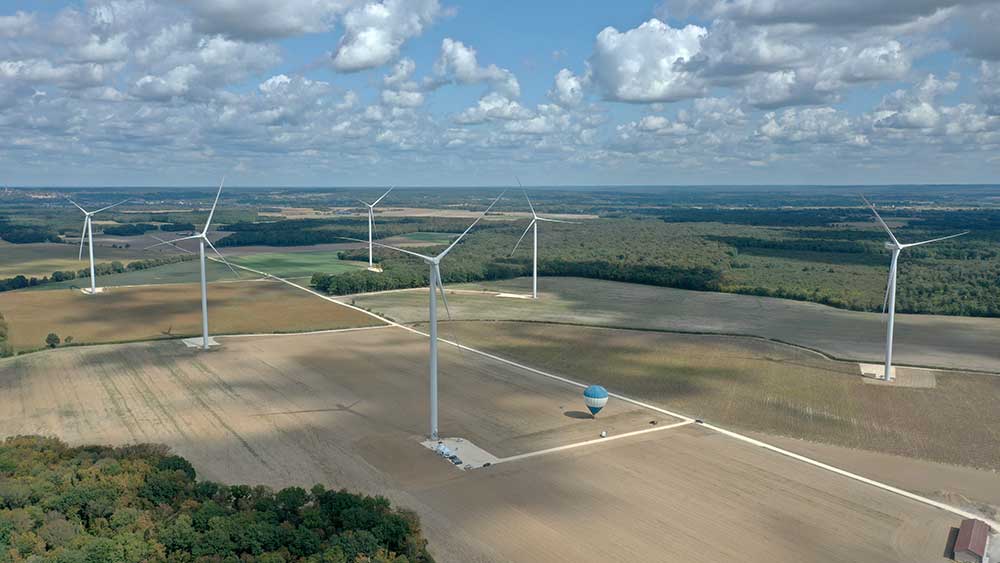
[[307, 216, 999, 317], [0, 436, 433, 562]]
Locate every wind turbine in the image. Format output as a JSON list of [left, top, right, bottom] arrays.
[[510, 185, 576, 299], [342, 191, 504, 439], [357, 187, 393, 272], [67, 197, 130, 295], [146, 178, 240, 350], [862, 196, 968, 381]]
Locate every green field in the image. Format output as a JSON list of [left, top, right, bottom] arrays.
[[33, 259, 239, 289], [229, 250, 367, 278], [446, 320, 1000, 470]]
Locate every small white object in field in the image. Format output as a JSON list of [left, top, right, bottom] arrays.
[[600, 431, 607, 438]]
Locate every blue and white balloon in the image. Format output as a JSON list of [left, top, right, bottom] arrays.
[[583, 385, 609, 417]]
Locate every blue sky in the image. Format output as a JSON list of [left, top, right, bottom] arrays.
[[0, 0, 998, 187]]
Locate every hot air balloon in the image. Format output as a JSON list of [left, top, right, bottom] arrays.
[[583, 385, 608, 418]]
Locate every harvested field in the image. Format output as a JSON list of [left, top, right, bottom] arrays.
[[0, 240, 150, 277], [437, 321, 1000, 470], [0, 329, 975, 562], [348, 276, 1000, 373], [0, 280, 381, 351]]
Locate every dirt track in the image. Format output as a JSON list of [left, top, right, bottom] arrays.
[[0, 328, 975, 562]]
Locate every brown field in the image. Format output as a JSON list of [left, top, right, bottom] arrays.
[[349, 276, 1000, 373], [439, 321, 1000, 471], [0, 240, 152, 277], [0, 280, 381, 351], [0, 328, 978, 562]]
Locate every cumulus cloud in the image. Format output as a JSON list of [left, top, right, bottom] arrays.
[[589, 19, 707, 103], [873, 74, 958, 129], [331, 0, 442, 72], [548, 68, 585, 107], [433, 38, 521, 97], [758, 107, 867, 145], [454, 92, 532, 124]]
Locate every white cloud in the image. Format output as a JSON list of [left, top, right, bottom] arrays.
[[133, 64, 200, 100], [382, 89, 424, 107], [758, 107, 866, 144], [873, 74, 958, 129], [331, 0, 441, 72], [589, 19, 707, 103], [433, 38, 521, 97], [454, 92, 532, 124], [979, 61, 1000, 114], [0, 11, 36, 38], [549, 68, 585, 107]]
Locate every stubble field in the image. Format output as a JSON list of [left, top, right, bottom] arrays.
[[347, 276, 1000, 373], [437, 321, 1000, 470], [0, 328, 975, 563], [0, 280, 381, 351]]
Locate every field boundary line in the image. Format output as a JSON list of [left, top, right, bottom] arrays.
[[215, 325, 391, 339], [494, 420, 693, 465], [216, 258, 1000, 529], [701, 422, 1000, 529]]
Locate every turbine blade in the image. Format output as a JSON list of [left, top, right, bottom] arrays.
[[66, 197, 88, 214], [92, 198, 129, 214], [205, 238, 240, 278], [150, 235, 194, 254], [436, 190, 505, 260], [435, 264, 452, 321], [518, 180, 537, 219], [371, 186, 393, 207], [78, 218, 88, 260], [860, 195, 900, 247], [144, 234, 200, 250], [339, 237, 434, 262], [358, 199, 372, 207], [881, 263, 893, 315], [203, 176, 225, 232], [435, 264, 465, 356], [510, 220, 534, 257], [535, 217, 578, 224], [901, 231, 969, 248]]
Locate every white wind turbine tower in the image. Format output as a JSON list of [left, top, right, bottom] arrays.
[[357, 187, 393, 272], [862, 196, 968, 381], [146, 178, 240, 350], [510, 186, 576, 299], [343, 192, 504, 439], [67, 197, 130, 295]]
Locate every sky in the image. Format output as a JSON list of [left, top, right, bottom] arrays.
[[0, 0, 998, 187]]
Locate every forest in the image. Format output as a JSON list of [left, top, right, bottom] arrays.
[[309, 213, 999, 317], [2, 186, 998, 317], [0, 436, 433, 563]]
